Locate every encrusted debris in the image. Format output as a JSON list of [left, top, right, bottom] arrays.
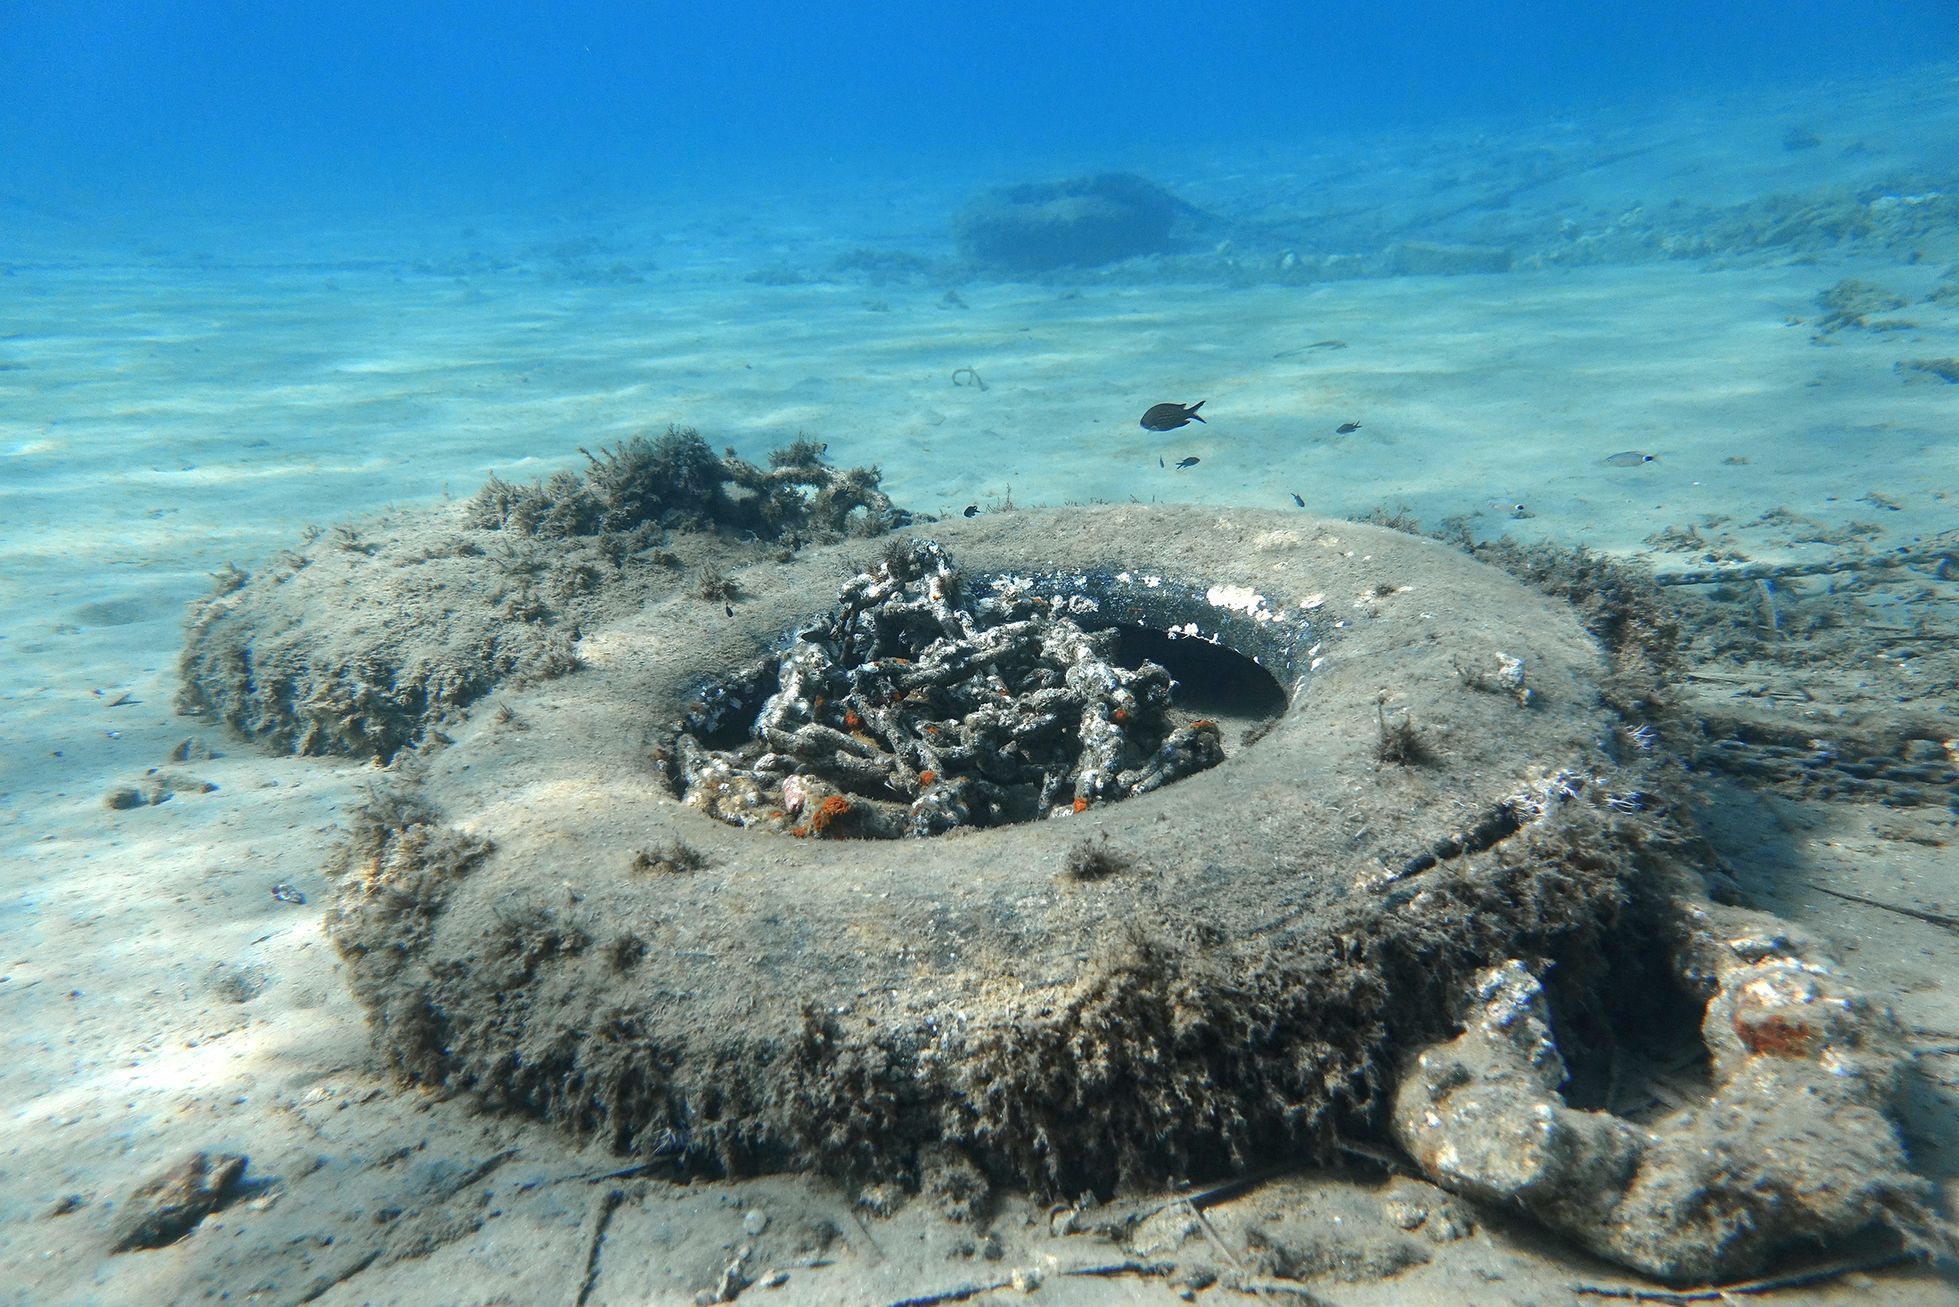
[[665, 539, 1224, 837], [1391, 935, 1936, 1284]]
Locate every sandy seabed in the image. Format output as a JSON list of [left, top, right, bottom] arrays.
[[3, 65, 1958, 1305]]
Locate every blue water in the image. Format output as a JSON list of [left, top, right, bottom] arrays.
[[6, 1, 1954, 212]]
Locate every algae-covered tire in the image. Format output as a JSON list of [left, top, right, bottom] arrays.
[[326, 506, 1647, 1190]]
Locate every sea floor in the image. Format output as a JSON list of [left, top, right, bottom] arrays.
[[3, 63, 1958, 1305]]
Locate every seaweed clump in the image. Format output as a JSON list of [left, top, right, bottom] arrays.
[[178, 430, 914, 764], [1061, 834, 1131, 881], [631, 840, 710, 874], [467, 427, 901, 545], [666, 539, 1225, 838], [1375, 695, 1430, 766]]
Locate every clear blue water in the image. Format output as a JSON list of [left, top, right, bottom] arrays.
[[6, 1, 1954, 212]]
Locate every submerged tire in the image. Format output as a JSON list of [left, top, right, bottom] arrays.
[[326, 506, 1652, 1190]]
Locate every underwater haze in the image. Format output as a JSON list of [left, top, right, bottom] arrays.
[[5, 1, 1959, 1303]]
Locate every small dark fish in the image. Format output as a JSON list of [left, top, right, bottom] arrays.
[[1175, 456, 1200, 469], [723, 604, 734, 617], [1336, 421, 1362, 434], [1605, 451, 1656, 466], [1158, 457, 1165, 468], [962, 504, 979, 518], [271, 882, 306, 905], [1141, 401, 1206, 432], [1290, 492, 1305, 508], [1271, 340, 1347, 359]]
